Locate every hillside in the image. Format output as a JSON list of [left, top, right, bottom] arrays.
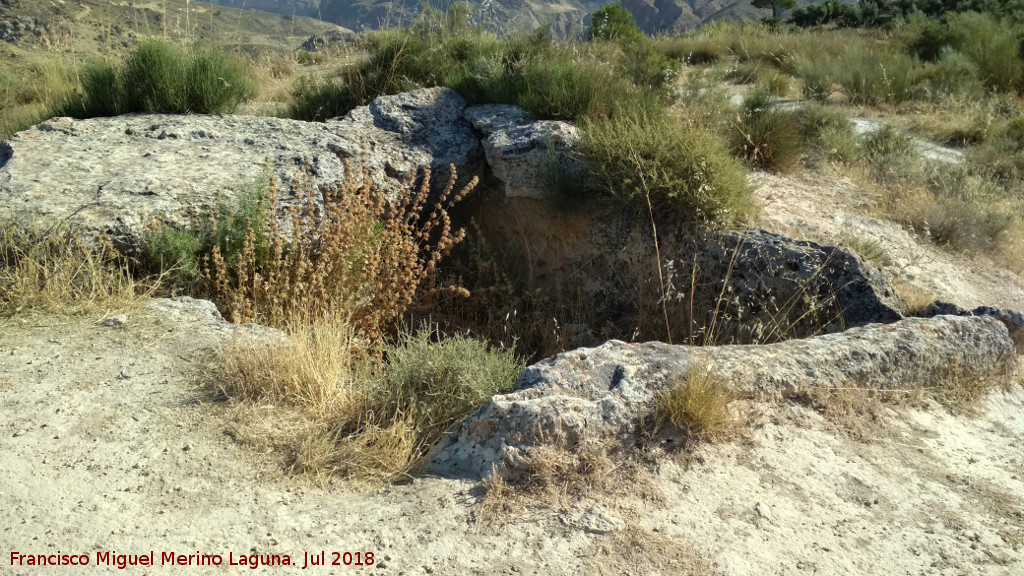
[[0, 0, 346, 56], [207, 0, 833, 34]]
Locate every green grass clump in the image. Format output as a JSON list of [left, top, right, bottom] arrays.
[[864, 125, 917, 159], [55, 39, 255, 118], [650, 34, 727, 65], [833, 50, 917, 106], [381, 326, 523, 441], [731, 89, 803, 172], [909, 12, 1024, 94], [796, 104, 860, 162], [289, 20, 663, 123], [581, 113, 755, 225]]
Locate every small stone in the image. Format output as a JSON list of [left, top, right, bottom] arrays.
[[101, 315, 127, 328]]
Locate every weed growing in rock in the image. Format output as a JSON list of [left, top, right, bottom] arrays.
[[655, 363, 737, 441], [199, 162, 476, 338], [840, 234, 891, 267]]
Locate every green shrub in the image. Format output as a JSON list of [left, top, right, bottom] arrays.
[[621, 41, 680, 95], [382, 326, 523, 439], [864, 125, 916, 159], [834, 50, 917, 105], [725, 61, 761, 84], [55, 39, 254, 117], [731, 89, 803, 172], [290, 25, 659, 123], [794, 57, 833, 100], [759, 72, 791, 97], [580, 113, 755, 225], [122, 40, 188, 112], [77, 61, 123, 117], [907, 16, 967, 62], [294, 50, 322, 65], [183, 47, 257, 114], [650, 35, 726, 65], [142, 226, 204, 288], [915, 48, 985, 99], [949, 12, 1024, 93], [287, 75, 350, 121]]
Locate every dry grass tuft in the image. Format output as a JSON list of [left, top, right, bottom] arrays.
[[584, 525, 719, 576], [656, 363, 739, 442], [215, 319, 366, 416], [891, 280, 935, 316], [215, 322, 521, 485], [475, 443, 619, 522], [0, 218, 144, 317]]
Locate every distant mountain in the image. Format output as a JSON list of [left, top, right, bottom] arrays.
[[210, 0, 845, 36]]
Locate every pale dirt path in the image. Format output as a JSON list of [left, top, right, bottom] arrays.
[[1, 298, 1022, 575]]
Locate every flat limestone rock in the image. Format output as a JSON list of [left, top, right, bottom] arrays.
[[0, 87, 482, 250], [465, 104, 583, 199], [428, 315, 1017, 480]]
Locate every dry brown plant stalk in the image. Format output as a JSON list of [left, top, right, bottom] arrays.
[[203, 161, 477, 336]]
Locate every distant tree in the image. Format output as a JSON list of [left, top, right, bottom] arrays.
[[752, 0, 797, 20], [589, 3, 643, 43]]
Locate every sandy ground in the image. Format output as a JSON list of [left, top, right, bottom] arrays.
[[1, 294, 1022, 576]]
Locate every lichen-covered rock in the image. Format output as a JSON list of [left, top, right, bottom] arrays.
[[699, 229, 905, 336], [299, 29, 353, 52], [921, 301, 1024, 350], [465, 104, 584, 198], [428, 315, 1016, 479], [0, 87, 481, 250], [331, 87, 483, 193]]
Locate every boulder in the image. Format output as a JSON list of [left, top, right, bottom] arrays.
[[299, 29, 353, 52], [921, 301, 1024, 350], [694, 229, 905, 338], [465, 104, 584, 199], [0, 87, 482, 250], [429, 315, 1017, 479]]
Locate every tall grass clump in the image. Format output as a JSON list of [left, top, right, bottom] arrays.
[[833, 50, 917, 106], [580, 113, 755, 225], [289, 13, 662, 123], [378, 326, 522, 446], [795, 104, 860, 162], [909, 12, 1024, 93], [56, 39, 255, 118], [730, 89, 803, 172]]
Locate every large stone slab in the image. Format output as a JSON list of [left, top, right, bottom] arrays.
[[0, 87, 482, 250], [429, 315, 1017, 479], [465, 104, 584, 199]]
